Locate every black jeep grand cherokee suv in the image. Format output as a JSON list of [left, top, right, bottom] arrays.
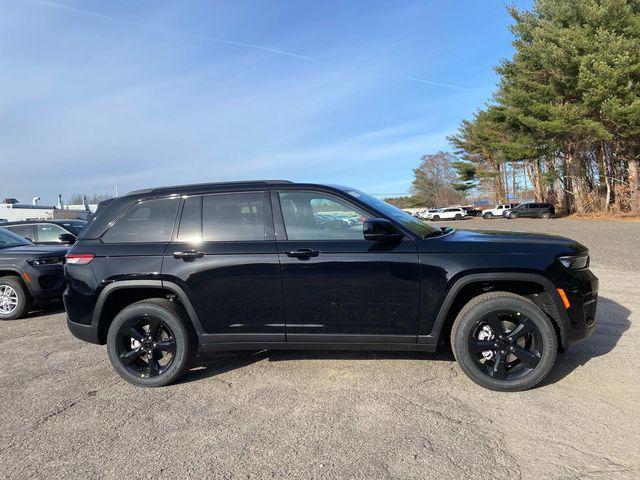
[[64, 181, 598, 391]]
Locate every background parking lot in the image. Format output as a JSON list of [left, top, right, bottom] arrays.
[[1, 218, 638, 479]]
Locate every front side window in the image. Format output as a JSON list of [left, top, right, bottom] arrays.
[[202, 192, 266, 241], [37, 224, 67, 242], [279, 191, 368, 240], [102, 197, 179, 243]]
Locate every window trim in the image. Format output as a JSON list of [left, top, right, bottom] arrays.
[[274, 189, 375, 242]]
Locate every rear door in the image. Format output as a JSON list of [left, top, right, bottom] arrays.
[[161, 191, 284, 342]]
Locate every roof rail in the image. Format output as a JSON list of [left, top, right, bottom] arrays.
[[126, 180, 293, 196]]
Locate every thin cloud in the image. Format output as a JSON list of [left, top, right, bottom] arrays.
[[399, 75, 465, 91], [32, 0, 313, 61]]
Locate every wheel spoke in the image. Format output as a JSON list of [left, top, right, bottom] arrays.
[[483, 312, 505, 336], [512, 346, 541, 368], [147, 350, 160, 376], [148, 318, 161, 340], [469, 339, 494, 353], [507, 318, 534, 340], [490, 351, 507, 379], [127, 326, 145, 342], [155, 340, 176, 353], [120, 348, 143, 366]]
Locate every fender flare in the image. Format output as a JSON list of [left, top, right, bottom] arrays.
[[91, 279, 205, 336], [420, 272, 570, 347]]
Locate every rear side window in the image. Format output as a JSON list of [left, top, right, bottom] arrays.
[[5, 225, 34, 240], [202, 193, 266, 241], [102, 198, 179, 243]]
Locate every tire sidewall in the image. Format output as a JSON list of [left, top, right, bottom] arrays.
[[484, 213, 492, 219], [0, 277, 29, 320], [453, 296, 557, 391], [107, 302, 192, 387], [433, 215, 440, 221]]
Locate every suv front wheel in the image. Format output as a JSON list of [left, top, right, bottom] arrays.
[[450, 292, 557, 391], [107, 298, 196, 387], [0, 276, 32, 320]]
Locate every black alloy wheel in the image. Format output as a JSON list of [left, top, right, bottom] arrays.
[[451, 292, 557, 391], [107, 298, 195, 387], [467, 310, 542, 381], [115, 314, 177, 378]]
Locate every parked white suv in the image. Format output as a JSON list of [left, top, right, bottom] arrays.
[[429, 208, 467, 221], [482, 204, 517, 219]]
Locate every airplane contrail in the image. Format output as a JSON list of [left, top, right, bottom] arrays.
[[399, 75, 465, 91], [33, 0, 313, 61]]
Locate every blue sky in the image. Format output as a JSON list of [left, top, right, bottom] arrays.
[[1, 0, 532, 203]]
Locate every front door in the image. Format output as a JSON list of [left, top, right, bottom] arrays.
[[273, 190, 420, 343], [162, 191, 285, 342]]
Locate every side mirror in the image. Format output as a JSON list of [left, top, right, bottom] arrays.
[[363, 218, 404, 243], [58, 233, 76, 244]]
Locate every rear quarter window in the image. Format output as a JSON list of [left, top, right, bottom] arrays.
[[101, 197, 179, 243]]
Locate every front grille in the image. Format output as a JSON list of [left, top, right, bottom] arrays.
[[584, 296, 597, 327]]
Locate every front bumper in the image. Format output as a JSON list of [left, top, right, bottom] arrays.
[[556, 269, 599, 346]]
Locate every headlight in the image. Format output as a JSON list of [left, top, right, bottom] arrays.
[[558, 254, 589, 270], [27, 257, 64, 267]]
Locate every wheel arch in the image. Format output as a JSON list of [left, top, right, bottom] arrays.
[[92, 280, 204, 344], [424, 272, 569, 350], [0, 268, 31, 295]]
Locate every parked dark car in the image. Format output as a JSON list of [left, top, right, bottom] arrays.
[[462, 206, 482, 217], [2, 220, 87, 245], [0, 228, 68, 320], [64, 181, 597, 391], [506, 203, 555, 219]]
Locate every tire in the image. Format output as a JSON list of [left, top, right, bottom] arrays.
[[432, 215, 440, 221], [541, 212, 550, 219], [483, 212, 493, 219], [0, 276, 32, 320], [450, 291, 558, 392], [455, 214, 462, 220], [508, 212, 517, 219], [107, 298, 196, 387]]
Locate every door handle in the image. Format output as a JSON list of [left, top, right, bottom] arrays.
[[172, 250, 205, 260], [285, 248, 320, 259]]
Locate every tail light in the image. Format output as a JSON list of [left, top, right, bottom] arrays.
[[65, 253, 95, 265]]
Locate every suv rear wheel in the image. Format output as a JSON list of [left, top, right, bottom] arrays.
[[0, 276, 31, 320], [106, 298, 196, 387], [541, 212, 550, 219], [455, 214, 463, 220], [450, 292, 557, 391], [483, 212, 493, 219]]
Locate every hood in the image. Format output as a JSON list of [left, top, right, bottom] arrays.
[[0, 244, 69, 258], [421, 228, 588, 255]]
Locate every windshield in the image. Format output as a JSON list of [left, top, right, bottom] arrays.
[[344, 189, 438, 238], [0, 228, 31, 248], [59, 221, 87, 235]]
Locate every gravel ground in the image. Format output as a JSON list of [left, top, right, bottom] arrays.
[[1, 218, 638, 479]]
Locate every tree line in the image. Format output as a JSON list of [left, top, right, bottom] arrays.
[[406, 0, 640, 214]]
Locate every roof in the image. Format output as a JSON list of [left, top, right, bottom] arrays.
[[1, 219, 87, 226], [126, 180, 293, 196]]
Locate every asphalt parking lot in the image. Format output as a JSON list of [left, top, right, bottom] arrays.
[[1, 217, 638, 479]]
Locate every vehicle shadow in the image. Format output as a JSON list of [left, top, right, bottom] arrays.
[[541, 295, 630, 386], [180, 295, 629, 387], [180, 347, 455, 385]]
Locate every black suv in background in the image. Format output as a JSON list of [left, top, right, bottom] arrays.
[[505, 203, 555, 219], [64, 181, 598, 391], [2, 220, 86, 245], [0, 228, 68, 319]]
